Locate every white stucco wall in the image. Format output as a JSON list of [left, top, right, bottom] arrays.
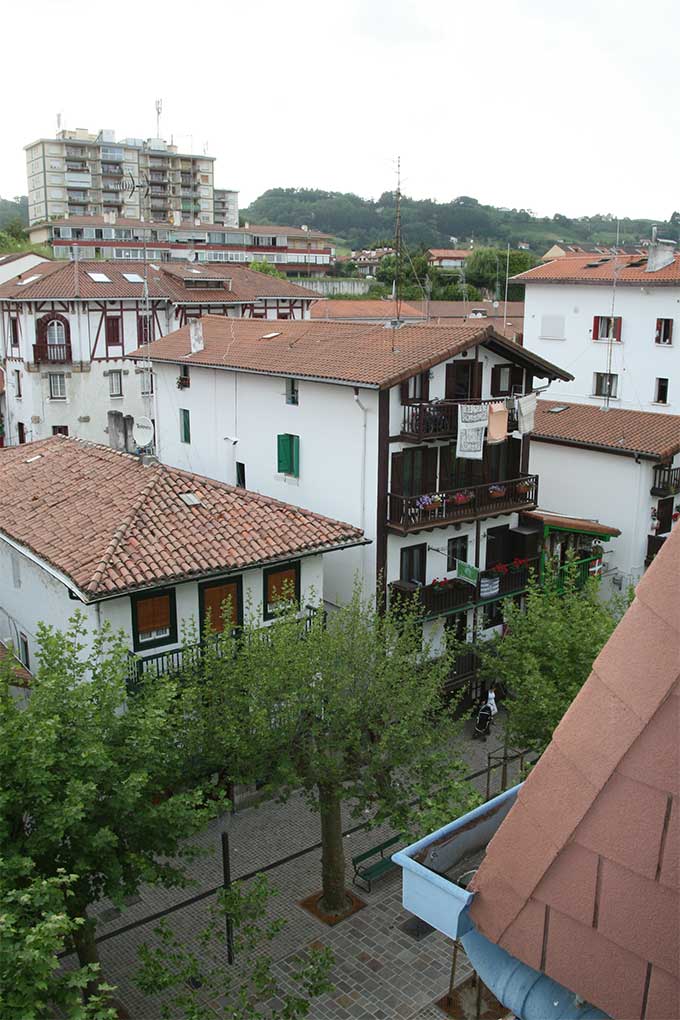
[[529, 441, 679, 588], [523, 283, 680, 412]]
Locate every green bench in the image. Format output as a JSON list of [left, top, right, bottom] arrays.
[[352, 834, 402, 892]]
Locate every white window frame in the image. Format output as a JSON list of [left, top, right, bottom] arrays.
[[654, 377, 669, 405], [109, 370, 123, 398], [47, 319, 66, 344], [593, 372, 618, 398], [48, 373, 66, 400]]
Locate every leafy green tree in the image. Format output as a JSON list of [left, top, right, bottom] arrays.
[[193, 589, 478, 916], [136, 874, 333, 1019], [464, 247, 538, 300], [0, 858, 116, 1020], [3, 217, 27, 242], [249, 260, 286, 279], [476, 569, 624, 754], [0, 616, 222, 999]]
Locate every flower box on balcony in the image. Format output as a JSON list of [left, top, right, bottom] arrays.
[[488, 484, 507, 499], [515, 481, 532, 495], [177, 376, 190, 389], [452, 491, 473, 506]]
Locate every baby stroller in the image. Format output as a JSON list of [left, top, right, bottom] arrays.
[[473, 701, 493, 741]]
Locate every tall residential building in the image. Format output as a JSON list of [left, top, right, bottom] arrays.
[[25, 128, 217, 226], [213, 188, 239, 227]]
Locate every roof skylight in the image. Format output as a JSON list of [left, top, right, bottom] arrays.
[[87, 272, 112, 283], [260, 331, 281, 340], [547, 405, 569, 413], [17, 274, 42, 286], [122, 272, 145, 284], [178, 492, 202, 506]]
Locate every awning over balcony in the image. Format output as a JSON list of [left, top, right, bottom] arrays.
[[520, 510, 620, 540]]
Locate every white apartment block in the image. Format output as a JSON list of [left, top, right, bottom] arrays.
[[25, 128, 218, 226], [517, 236, 680, 414]]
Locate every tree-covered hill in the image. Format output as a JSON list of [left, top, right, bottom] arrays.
[[243, 188, 680, 253], [0, 195, 28, 230]]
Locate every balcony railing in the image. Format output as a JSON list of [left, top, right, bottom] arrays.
[[127, 635, 223, 690], [555, 554, 602, 591], [651, 464, 680, 497], [645, 533, 666, 568], [400, 398, 519, 442], [33, 342, 72, 364], [390, 578, 475, 617], [388, 475, 539, 532], [478, 557, 538, 599]]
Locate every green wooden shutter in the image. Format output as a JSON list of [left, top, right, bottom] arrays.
[[277, 433, 291, 473], [291, 434, 300, 477], [180, 409, 191, 444]]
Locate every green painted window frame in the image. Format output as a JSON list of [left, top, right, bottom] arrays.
[[277, 433, 300, 477], [180, 408, 191, 444]]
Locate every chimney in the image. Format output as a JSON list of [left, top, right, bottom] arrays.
[[646, 225, 676, 273], [189, 319, 204, 354]]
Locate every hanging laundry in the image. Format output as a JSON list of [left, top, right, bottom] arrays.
[[517, 391, 537, 434], [487, 402, 508, 444], [479, 574, 501, 599], [456, 403, 488, 460]]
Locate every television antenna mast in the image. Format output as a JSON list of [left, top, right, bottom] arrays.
[[155, 98, 163, 138]]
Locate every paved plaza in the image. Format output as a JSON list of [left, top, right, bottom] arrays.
[[68, 718, 522, 1018]]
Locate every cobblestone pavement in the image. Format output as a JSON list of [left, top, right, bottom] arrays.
[[68, 717, 522, 1018]]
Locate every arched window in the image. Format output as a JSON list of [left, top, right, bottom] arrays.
[[46, 319, 65, 344]]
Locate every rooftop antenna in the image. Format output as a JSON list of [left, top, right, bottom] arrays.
[[155, 98, 163, 138], [56, 112, 62, 133], [394, 155, 403, 325], [603, 253, 621, 411]]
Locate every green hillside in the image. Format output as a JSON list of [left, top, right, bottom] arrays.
[[0, 195, 28, 231], [243, 188, 680, 253]]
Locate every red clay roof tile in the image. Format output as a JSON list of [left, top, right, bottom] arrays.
[[533, 399, 680, 460], [0, 437, 365, 599], [514, 253, 680, 287]]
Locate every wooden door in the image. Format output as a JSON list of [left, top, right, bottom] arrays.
[[657, 496, 674, 535]]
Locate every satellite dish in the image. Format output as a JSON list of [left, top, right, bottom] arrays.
[[133, 416, 154, 449]]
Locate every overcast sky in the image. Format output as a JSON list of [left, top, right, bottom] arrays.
[[3, 0, 677, 220]]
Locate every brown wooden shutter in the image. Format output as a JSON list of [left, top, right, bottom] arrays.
[[424, 447, 438, 493], [106, 317, 121, 347], [202, 581, 239, 631], [614, 317, 622, 342], [655, 318, 662, 343], [400, 381, 410, 404], [507, 437, 522, 478], [420, 371, 430, 401], [592, 315, 600, 340], [267, 567, 297, 607], [490, 365, 502, 397], [667, 320, 674, 343], [137, 594, 170, 633], [511, 366, 524, 394], [390, 451, 403, 494], [36, 316, 48, 343], [439, 443, 454, 491], [471, 361, 482, 399]]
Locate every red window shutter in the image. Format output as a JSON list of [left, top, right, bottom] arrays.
[[471, 361, 483, 399], [655, 318, 662, 343], [106, 317, 121, 347], [592, 315, 600, 340], [267, 567, 297, 609], [390, 451, 403, 494], [614, 317, 622, 342]]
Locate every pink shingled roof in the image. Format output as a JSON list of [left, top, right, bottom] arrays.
[[469, 526, 679, 1020]]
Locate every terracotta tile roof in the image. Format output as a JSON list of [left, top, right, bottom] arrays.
[[0, 252, 51, 265], [310, 299, 424, 320], [521, 509, 621, 538], [0, 437, 366, 599], [36, 215, 331, 240], [427, 249, 472, 259], [0, 641, 31, 686], [128, 316, 572, 390], [469, 526, 680, 1020], [532, 399, 680, 460], [514, 252, 680, 286], [409, 300, 525, 319], [0, 260, 319, 303]]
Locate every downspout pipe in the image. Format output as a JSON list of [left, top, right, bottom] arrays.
[[353, 388, 368, 533], [460, 925, 610, 1020]]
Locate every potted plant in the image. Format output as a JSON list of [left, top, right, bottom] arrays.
[[452, 489, 473, 506], [515, 479, 532, 495], [509, 557, 529, 572], [488, 483, 507, 499], [492, 562, 510, 575]]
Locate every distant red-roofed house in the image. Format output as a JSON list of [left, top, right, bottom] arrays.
[[0, 435, 366, 679], [427, 248, 471, 270]]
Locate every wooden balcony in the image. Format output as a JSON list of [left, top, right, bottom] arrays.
[[555, 554, 603, 591], [33, 342, 72, 365], [651, 464, 680, 497], [390, 578, 475, 617], [400, 398, 519, 443], [387, 475, 539, 533], [478, 557, 538, 600]]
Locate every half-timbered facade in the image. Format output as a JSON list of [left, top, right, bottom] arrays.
[[129, 316, 572, 693], [0, 261, 317, 445]]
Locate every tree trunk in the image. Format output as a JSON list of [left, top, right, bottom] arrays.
[[318, 783, 347, 914], [67, 902, 103, 1001]]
